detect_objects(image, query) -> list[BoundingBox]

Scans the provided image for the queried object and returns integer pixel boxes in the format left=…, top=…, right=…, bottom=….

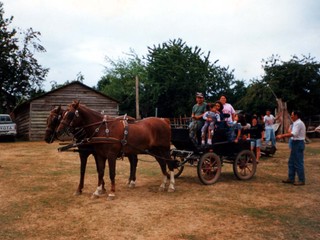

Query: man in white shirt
left=276, top=111, right=306, bottom=186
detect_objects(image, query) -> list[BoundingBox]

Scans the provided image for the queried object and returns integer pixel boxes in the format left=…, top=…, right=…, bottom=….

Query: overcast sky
left=2, top=0, right=320, bottom=91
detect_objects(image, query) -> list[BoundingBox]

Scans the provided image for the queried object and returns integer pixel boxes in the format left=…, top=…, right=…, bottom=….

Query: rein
left=61, top=109, right=130, bottom=149
left=76, top=117, right=124, bottom=130
left=58, top=135, right=172, bottom=162
left=78, top=117, right=129, bottom=145
left=59, top=107, right=173, bottom=162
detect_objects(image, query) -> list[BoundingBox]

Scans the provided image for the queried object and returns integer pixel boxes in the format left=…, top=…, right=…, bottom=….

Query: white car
left=0, top=114, right=17, bottom=141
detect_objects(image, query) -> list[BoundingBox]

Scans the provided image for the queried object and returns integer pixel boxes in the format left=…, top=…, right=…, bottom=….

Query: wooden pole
left=135, top=76, right=141, bottom=120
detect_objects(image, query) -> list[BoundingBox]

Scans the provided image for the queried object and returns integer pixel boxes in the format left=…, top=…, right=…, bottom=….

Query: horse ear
left=57, top=105, right=61, bottom=112
left=72, top=100, right=80, bottom=109
left=75, top=100, right=80, bottom=109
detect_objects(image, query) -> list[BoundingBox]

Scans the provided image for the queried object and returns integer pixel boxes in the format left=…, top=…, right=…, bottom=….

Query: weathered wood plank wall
left=13, top=82, right=119, bottom=141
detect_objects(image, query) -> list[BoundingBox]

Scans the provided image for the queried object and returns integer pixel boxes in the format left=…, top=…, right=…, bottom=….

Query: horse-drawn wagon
left=45, top=102, right=257, bottom=199
left=169, top=119, right=257, bottom=185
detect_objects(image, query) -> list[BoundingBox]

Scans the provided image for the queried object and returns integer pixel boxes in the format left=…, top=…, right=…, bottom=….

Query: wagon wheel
left=166, top=153, right=185, bottom=179
left=233, top=150, right=257, bottom=180
left=197, top=152, right=221, bottom=185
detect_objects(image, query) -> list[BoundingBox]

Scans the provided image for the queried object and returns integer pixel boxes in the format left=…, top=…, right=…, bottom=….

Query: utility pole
left=135, top=76, right=141, bottom=119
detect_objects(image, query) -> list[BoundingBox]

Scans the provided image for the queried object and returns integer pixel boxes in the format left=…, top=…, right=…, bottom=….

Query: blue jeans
left=189, top=121, right=203, bottom=145
left=288, top=140, right=305, bottom=182
left=265, top=128, right=276, bottom=147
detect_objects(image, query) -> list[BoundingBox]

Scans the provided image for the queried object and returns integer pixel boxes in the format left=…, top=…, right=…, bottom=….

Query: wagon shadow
left=166, top=166, right=250, bottom=187
left=176, top=174, right=202, bottom=185
left=219, top=172, right=242, bottom=182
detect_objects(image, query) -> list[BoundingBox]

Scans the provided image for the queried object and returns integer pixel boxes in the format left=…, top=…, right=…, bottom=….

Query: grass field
left=0, top=139, right=319, bottom=240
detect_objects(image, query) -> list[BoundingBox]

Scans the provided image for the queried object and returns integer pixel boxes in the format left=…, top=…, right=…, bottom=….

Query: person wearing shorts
left=248, top=116, right=264, bottom=162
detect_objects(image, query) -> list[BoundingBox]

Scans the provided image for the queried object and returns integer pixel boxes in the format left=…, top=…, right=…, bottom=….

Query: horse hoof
left=167, top=188, right=175, bottom=193
left=128, top=180, right=136, bottom=188
left=91, top=194, right=99, bottom=199
left=101, top=189, right=107, bottom=194
left=107, top=193, right=115, bottom=201
left=158, top=187, right=165, bottom=192
left=73, top=191, right=82, bottom=196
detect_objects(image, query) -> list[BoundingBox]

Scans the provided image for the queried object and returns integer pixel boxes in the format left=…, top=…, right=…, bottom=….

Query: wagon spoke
left=233, top=150, right=257, bottom=180
left=197, top=152, right=221, bottom=185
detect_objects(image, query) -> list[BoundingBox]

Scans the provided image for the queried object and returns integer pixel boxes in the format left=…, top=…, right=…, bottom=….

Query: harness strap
left=103, top=115, right=110, bottom=136
left=121, top=119, right=129, bottom=145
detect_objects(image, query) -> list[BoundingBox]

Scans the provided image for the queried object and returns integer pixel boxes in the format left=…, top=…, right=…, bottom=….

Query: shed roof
left=13, top=81, right=119, bottom=113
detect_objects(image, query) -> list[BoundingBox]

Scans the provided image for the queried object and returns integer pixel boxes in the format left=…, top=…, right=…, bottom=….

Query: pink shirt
left=222, top=103, right=235, bottom=122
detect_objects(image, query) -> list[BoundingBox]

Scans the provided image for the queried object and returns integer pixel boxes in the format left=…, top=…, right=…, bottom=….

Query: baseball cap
left=196, top=92, right=204, bottom=98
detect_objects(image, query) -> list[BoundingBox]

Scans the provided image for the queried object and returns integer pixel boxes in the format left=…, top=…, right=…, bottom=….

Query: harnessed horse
left=44, top=106, right=138, bottom=197
left=56, top=101, right=175, bottom=199
left=44, top=106, right=107, bottom=195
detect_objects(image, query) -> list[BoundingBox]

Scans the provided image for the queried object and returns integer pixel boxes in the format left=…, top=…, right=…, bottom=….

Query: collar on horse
left=58, top=115, right=173, bottom=162
left=58, top=115, right=129, bottom=152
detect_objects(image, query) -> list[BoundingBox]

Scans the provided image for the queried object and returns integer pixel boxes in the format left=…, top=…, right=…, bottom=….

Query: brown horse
left=56, top=101, right=174, bottom=199
left=44, top=106, right=139, bottom=197
left=44, top=106, right=106, bottom=195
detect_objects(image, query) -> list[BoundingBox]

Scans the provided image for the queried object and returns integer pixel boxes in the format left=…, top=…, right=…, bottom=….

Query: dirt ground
left=0, top=139, right=320, bottom=240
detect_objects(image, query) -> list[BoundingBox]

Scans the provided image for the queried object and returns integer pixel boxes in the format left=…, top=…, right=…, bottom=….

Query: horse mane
left=75, top=102, right=136, bottom=123
left=77, top=103, right=102, bottom=119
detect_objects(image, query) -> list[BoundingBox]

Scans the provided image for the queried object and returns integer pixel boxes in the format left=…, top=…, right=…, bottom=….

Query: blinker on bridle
left=60, top=108, right=79, bottom=127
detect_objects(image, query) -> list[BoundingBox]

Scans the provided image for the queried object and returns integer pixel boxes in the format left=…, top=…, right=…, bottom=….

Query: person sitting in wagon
left=189, top=92, right=207, bottom=145
left=201, top=102, right=222, bottom=145
left=213, top=100, right=225, bottom=129
left=226, top=113, right=242, bottom=143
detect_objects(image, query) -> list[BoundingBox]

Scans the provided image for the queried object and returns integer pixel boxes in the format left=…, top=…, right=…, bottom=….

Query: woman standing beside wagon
left=248, top=116, right=264, bottom=163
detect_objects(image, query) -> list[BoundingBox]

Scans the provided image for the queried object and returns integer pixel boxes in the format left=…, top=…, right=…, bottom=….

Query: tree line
left=1, top=2, right=320, bottom=119
left=97, top=42, right=320, bottom=119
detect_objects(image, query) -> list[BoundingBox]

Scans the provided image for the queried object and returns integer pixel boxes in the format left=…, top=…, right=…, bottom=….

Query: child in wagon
left=226, top=113, right=243, bottom=143
left=201, top=101, right=223, bottom=145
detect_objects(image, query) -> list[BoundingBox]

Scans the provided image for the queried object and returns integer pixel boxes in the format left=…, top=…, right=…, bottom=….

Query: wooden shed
left=12, top=81, right=119, bottom=141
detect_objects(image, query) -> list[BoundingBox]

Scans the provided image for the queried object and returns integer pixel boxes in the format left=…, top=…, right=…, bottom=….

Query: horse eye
left=66, top=111, right=75, bottom=120
left=53, top=117, right=58, bottom=125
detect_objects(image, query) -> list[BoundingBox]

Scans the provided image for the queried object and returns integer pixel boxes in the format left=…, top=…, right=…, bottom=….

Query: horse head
left=44, top=105, right=64, bottom=143
left=55, top=100, right=82, bottom=137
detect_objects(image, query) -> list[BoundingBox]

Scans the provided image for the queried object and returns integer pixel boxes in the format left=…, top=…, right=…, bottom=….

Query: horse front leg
left=128, top=154, right=138, bottom=188
left=93, top=152, right=106, bottom=193
left=74, top=150, right=89, bottom=195
left=107, top=155, right=117, bottom=200
left=92, top=156, right=107, bottom=198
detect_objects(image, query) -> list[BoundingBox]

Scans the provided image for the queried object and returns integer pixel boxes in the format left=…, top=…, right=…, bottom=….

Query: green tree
left=97, top=50, right=147, bottom=117
left=0, top=2, right=48, bottom=113
left=262, top=54, right=320, bottom=116
left=238, top=54, right=320, bottom=117
left=236, top=79, right=275, bottom=116
left=144, top=38, right=237, bottom=117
